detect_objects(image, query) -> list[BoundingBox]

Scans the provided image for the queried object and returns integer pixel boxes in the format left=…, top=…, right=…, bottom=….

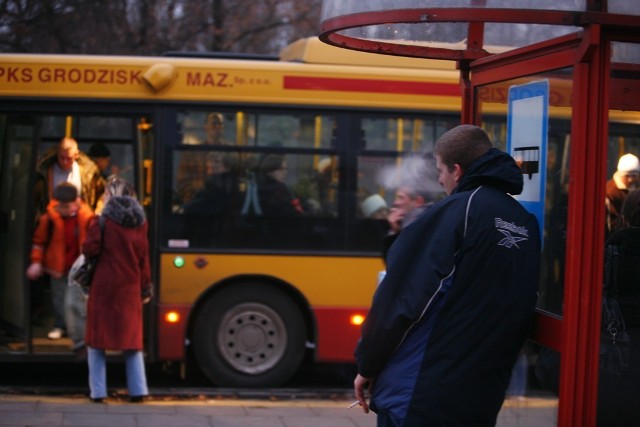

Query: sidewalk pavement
left=0, top=393, right=558, bottom=427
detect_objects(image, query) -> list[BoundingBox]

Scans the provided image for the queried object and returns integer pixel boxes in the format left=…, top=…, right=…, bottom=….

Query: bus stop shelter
left=319, top=2, right=640, bottom=426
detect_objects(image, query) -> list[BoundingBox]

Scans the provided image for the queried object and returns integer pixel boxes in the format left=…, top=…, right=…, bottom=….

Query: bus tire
left=192, top=283, right=307, bottom=387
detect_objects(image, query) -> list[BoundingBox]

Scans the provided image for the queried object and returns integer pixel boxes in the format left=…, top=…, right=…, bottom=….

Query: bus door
left=0, top=114, right=38, bottom=353
left=0, top=111, right=154, bottom=358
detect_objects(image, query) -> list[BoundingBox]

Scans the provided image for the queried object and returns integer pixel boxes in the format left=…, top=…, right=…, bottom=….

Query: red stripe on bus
left=157, top=304, right=191, bottom=360
left=284, top=76, right=459, bottom=96
left=314, top=307, right=369, bottom=362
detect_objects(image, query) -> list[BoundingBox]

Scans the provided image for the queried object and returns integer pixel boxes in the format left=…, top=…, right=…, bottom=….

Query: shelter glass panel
left=596, top=39, right=640, bottom=426
left=476, top=68, right=574, bottom=317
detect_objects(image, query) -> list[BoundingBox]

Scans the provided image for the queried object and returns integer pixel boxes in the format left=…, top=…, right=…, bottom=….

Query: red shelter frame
left=320, top=4, right=640, bottom=426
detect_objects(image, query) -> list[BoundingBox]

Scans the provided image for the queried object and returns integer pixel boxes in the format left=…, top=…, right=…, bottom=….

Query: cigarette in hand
left=348, top=400, right=361, bottom=409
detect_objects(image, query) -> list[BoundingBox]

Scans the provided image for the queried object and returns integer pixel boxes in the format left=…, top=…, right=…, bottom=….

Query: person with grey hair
left=381, top=153, right=442, bottom=260
left=353, top=125, right=541, bottom=426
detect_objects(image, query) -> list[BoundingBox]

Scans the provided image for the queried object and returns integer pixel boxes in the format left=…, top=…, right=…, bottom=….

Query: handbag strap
left=93, top=215, right=106, bottom=256
left=603, top=244, right=619, bottom=297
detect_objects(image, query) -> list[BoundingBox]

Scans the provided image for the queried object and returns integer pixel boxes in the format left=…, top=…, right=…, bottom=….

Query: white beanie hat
left=617, top=154, right=640, bottom=174
left=361, top=194, right=388, bottom=218
left=317, top=157, right=332, bottom=173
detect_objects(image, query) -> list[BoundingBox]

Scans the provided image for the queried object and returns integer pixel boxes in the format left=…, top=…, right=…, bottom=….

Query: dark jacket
left=355, top=148, right=541, bottom=426
left=83, top=195, right=152, bottom=351
left=605, top=178, right=628, bottom=238
left=597, top=227, right=640, bottom=426
left=605, top=227, right=640, bottom=327
left=257, top=174, right=301, bottom=216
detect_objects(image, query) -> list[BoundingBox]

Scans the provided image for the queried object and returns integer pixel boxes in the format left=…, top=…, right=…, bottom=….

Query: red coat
left=83, top=196, right=151, bottom=351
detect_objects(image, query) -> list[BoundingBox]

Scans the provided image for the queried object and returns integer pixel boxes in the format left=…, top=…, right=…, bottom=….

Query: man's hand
left=353, top=373, right=373, bottom=414
left=387, top=207, right=405, bottom=233
left=26, top=263, right=43, bottom=280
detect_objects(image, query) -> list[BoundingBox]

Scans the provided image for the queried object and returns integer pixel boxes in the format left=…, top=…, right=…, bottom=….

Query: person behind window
left=181, top=152, right=240, bottom=246
left=257, top=154, right=303, bottom=216
left=597, top=188, right=640, bottom=426
left=87, top=143, right=114, bottom=214
left=606, top=153, right=640, bottom=238
left=176, top=112, right=233, bottom=203
left=88, top=143, right=112, bottom=180
left=183, top=152, right=239, bottom=216
left=361, top=194, right=389, bottom=219
left=312, top=157, right=338, bottom=216
left=203, top=112, right=226, bottom=145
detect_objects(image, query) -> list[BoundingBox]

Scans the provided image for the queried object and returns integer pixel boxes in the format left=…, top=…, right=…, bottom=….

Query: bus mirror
left=143, top=63, right=176, bottom=92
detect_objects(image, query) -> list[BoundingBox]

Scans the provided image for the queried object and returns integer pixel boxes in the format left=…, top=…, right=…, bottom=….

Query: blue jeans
left=507, top=352, right=528, bottom=397
left=87, top=347, right=149, bottom=399
left=50, top=276, right=68, bottom=330
left=64, top=284, right=86, bottom=349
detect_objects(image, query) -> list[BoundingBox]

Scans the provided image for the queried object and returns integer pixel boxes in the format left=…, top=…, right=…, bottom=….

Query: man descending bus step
left=26, top=183, right=94, bottom=344
left=82, top=178, right=152, bottom=403
left=353, top=125, right=541, bottom=426
left=34, top=137, right=105, bottom=219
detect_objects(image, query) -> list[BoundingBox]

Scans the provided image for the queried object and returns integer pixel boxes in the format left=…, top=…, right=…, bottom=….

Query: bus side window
left=178, top=111, right=234, bottom=146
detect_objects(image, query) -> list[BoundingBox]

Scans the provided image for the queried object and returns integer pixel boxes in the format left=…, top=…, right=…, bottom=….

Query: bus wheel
left=193, top=284, right=306, bottom=387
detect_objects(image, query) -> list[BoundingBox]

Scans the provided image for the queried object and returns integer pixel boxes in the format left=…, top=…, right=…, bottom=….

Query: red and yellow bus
left=0, top=37, right=462, bottom=386
left=3, top=37, right=640, bottom=389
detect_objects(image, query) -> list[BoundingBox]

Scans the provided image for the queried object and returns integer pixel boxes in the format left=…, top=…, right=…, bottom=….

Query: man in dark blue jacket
left=353, top=125, right=541, bottom=426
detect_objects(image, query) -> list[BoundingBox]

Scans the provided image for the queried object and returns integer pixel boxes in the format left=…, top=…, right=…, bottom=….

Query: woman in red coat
left=83, top=178, right=152, bottom=403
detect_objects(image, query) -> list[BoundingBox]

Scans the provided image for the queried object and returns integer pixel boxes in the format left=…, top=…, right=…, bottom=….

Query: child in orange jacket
left=26, top=183, right=95, bottom=342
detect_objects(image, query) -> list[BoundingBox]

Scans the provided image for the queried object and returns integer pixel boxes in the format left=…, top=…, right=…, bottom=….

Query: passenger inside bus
left=256, top=154, right=303, bottom=217
left=183, top=152, right=239, bottom=215
left=182, top=112, right=227, bottom=146
left=315, top=157, right=338, bottom=217
left=605, top=153, right=640, bottom=239
left=360, top=194, right=388, bottom=219
left=180, top=152, right=241, bottom=245
left=176, top=112, right=233, bottom=203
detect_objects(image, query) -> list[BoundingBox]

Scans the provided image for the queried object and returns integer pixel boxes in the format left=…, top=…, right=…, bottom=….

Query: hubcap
left=217, top=303, right=287, bottom=374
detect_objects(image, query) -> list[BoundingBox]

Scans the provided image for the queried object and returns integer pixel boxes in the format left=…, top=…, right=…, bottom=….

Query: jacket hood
left=101, top=195, right=146, bottom=228
left=453, top=148, right=523, bottom=195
